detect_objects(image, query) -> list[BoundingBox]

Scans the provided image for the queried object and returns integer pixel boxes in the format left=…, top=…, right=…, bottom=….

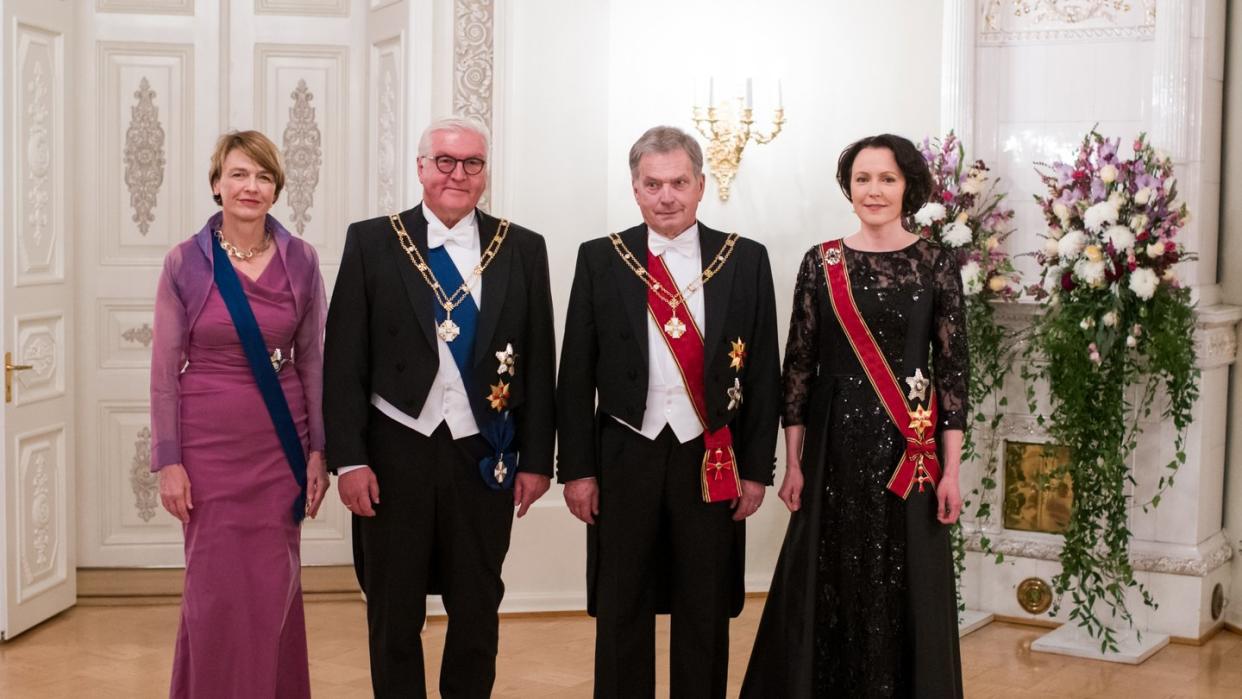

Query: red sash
left=645, top=254, right=743, bottom=503
left=820, top=239, right=941, bottom=498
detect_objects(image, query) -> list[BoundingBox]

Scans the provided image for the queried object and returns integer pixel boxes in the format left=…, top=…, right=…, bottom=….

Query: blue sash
left=211, top=238, right=308, bottom=523
left=426, top=245, right=517, bottom=490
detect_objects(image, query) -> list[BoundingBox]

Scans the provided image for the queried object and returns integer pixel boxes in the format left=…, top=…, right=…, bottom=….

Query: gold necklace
left=216, top=229, right=271, bottom=261
left=389, top=213, right=511, bottom=342
left=609, top=231, right=738, bottom=339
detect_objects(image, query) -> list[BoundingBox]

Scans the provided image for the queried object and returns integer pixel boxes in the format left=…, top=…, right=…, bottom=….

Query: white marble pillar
left=939, top=0, right=976, bottom=147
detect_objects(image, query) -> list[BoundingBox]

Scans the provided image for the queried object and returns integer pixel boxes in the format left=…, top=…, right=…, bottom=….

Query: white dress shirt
left=339, top=205, right=481, bottom=475
left=613, top=224, right=706, bottom=444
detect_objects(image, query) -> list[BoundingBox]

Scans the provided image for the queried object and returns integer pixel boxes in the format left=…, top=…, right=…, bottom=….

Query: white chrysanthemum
left=1104, top=224, right=1134, bottom=251
left=1083, top=201, right=1119, bottom=232
left=1134, top=187, right=1153, bottom=206
left=1042, top=272, right=1060, bottom=296
left=1073, top=258, right=1106, bottom=287
left=942, top=221, right=973, bottom=248
left=960, top=260, right=983, bottom=296
left=961, top=176, right=985, bottom=195
left=914, top=203, right=947, bottom=226
left=1058, top=229, right=1087, bottom=259
left=1043, top=238, right=1060, bottom=257
left=1129, top=267, right=1159, bottom=300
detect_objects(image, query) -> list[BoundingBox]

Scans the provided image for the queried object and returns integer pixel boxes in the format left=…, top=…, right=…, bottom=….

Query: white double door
left=3, top=0, right=427, bottom=638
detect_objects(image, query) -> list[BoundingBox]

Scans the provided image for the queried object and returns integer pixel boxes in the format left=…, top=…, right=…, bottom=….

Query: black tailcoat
left=556, top=222, right=781, bottom=617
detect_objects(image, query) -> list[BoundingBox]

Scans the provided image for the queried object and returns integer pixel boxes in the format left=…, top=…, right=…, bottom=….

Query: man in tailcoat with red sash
left=556, top=125, right=781, bottom=698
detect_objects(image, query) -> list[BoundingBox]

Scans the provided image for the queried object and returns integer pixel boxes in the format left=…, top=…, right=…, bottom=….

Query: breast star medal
left=269, top=348, right=287, bottom=373
left=905, top=368, right=930, bottom=403
left=488, top=380, right=510, bottom=411
left=495, top=343, right=516, bottom=376
left=824, top=245, right=842, bottom=266
left=727, top=378, right=744, bottom=410
left=728, top=338, right=747, bottom=371
left=908, top=404, right=934, bottom=434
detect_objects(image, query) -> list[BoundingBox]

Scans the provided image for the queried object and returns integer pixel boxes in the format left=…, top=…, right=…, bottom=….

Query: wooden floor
left=1, top=600, right=1240, bottom=697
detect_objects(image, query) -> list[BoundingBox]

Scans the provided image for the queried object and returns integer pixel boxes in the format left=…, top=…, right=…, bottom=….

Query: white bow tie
left=427, top=225, right=475, bottom=249
left=648, top=232, right=697, bottom=258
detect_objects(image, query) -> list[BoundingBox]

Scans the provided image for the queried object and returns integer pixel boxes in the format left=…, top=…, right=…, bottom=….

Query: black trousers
left=593, top=421, right=736, bottom=699
left=353, top=409, right=514, bottom=699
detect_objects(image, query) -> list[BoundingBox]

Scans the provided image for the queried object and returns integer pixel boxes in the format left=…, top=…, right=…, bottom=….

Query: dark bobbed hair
left=835, top=134, right=933, bottom=224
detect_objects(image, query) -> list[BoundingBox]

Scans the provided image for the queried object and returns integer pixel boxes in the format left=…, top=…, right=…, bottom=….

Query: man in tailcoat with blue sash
left=323, top=117, right=556, bottom=698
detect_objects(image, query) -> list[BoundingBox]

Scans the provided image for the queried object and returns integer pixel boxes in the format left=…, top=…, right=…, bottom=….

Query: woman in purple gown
left=150, top=130, right=330, bottom=698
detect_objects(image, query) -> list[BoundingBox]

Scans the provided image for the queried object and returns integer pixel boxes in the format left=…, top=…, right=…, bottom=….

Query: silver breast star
left=727, top=378, right=744, bottom=410
left=905, top=368, right=930, bottom=403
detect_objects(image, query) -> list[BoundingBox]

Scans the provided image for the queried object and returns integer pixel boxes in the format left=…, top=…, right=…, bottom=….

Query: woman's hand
left=159, top=464, right=193, bottom=523
left=305, top=451, right=330, bottom=519
left=778, top=463, right=805, bottom=512
left=936, top=472, right=963, bottom=524
left=778, top=425, right=806, bottom=512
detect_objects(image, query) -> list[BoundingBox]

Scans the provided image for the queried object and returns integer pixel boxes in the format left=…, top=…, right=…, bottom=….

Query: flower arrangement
left=1026, top=129, right=1199, bottom=652
left=914, top=131, right=1021, bottom=616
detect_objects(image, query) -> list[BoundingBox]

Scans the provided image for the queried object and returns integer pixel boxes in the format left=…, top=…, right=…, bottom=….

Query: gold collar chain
left=215, top=229, right=272, bottom=261
left=389, top=212, right=511, bottom=342
left=609, top=231, right=738, bottom=338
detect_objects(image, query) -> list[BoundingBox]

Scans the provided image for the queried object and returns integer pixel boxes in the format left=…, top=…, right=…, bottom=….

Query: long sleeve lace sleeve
left=781, top=247, right=821, bottom=427
left=931, top=246, right=970, bottom=431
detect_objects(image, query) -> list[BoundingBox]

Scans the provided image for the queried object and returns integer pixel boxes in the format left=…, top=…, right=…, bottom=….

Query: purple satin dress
left=170, top=253, right=311, bottom=698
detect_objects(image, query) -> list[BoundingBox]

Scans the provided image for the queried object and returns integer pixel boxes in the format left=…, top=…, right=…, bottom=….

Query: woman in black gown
left=742, top=134, right=968, bottom=698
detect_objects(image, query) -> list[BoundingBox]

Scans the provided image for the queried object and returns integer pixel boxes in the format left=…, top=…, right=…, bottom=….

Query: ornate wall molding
left=979, top=0, right=1156, bottom=44
left=14, top=313, right=65, bottom=406
left=282, top=79, right=323, bottom=235
left=97, top=0, right=194, bottom=14
left=123, top=77, right=166, bottom=236
left=371, top=35, right=403, bottom=216
left=16, top=25, right=62, bottom=285
left=255, top=0, right=349, bottom=17
left=454, top=0, right=494, bottom=210
left=130, top=427, right=158, bottom=522
left=17, top=426, right=66, bottom=600
left=969, top=529, right=1235, bottom=577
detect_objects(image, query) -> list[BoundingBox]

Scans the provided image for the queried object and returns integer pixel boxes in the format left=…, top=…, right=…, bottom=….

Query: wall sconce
left=691, top=78, right=785, bottom=201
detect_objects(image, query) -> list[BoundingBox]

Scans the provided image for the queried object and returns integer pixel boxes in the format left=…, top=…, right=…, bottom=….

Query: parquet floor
left=1, top=599, right=1239, bottom=697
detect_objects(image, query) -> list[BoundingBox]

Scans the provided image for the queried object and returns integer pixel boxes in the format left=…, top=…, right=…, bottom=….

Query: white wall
left=493, top=0, right=944, bottom=606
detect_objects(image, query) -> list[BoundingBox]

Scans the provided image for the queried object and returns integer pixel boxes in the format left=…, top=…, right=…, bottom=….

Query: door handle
left=5, top=351, right=34, bottom=403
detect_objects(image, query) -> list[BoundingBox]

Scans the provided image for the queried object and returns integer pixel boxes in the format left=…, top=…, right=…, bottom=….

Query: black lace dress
left=742, top=239, right=968, bottom=698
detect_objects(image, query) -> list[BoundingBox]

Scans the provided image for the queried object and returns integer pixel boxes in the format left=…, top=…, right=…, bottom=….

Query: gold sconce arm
left=691, top=94, right=786, bottom=201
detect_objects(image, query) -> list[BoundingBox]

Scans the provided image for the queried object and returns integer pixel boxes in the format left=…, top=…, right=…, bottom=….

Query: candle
left=777, top=79, right=783, bottom=108
left=708, top=77, right=714, bottom=107
left=745, top=78, right=753, bottom=109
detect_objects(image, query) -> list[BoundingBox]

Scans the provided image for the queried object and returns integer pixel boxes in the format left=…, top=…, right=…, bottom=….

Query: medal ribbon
left=645, top=253, right=743, bottom=503
left=819, top=239, right=941, bottom=498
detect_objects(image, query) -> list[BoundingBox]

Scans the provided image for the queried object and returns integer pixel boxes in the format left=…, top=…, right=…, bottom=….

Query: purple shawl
left=149, top=212, right=327, bottom=471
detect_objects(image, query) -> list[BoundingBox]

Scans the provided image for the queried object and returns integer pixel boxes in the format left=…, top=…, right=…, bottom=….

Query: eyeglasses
left=422, top=155, right=486, bottom=176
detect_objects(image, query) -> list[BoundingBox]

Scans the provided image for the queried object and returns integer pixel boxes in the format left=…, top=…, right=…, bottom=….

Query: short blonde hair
left=208, top=130, right=286, bottom=205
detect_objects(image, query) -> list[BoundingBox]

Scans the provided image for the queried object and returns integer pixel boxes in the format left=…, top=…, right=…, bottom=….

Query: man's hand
left=159, top=463, right=193, bottom=523
left=305, top=451, right=331, bottom=519
left=731, top=479, right=766, bottom=521
left=513, top=472, right=551, bottom=518
left=338, top=467, right=380, bottom=517
left=563, top=477, right=600, bottom=525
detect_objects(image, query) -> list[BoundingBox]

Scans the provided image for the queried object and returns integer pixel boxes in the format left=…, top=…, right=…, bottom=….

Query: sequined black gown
left=742, top=240, right=968, bottom=698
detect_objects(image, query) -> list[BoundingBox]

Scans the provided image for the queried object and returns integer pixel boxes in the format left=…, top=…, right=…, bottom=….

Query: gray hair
left=628, top=126, right=704, bottom=179
left=417, top=116, right=492, bottom=159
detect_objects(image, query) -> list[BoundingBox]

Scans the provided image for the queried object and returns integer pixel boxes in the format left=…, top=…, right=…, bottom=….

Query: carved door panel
left=1, top=0, right=77, bottom=640
left=75, top=1, right=377, bottom=569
